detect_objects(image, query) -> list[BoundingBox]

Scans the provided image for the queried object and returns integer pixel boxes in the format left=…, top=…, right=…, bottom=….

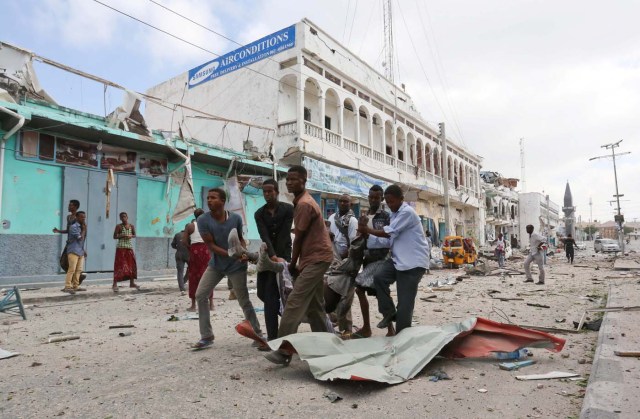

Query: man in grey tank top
left=191, top=188, right=263, bottom=349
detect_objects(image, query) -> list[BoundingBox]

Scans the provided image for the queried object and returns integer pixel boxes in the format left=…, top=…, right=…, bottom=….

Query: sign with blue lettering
left=302, top=156, right=392, bottom=198
left=188, top=25, right=296, bottom=89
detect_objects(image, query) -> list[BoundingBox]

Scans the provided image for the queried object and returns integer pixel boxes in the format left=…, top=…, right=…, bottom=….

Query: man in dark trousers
left=358, top=184, right=429, bottom=334
left=254, top=179, right=293, bottom=342
left=264, top=165, right=333, bottom=365
left=171, top=229, right=190, bottom=295
left=564, top=234, right=576, bottom=264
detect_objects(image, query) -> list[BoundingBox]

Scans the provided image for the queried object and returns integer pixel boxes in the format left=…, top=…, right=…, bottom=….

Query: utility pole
left=589, top=140, right=631, bottom=253
left=382, top=0, right=395, bottom=83
left=589, top=196, right=593, bottom=240
left=440, top=122, right=452, bottom=236
left=520, top=138, right=526, bottom=192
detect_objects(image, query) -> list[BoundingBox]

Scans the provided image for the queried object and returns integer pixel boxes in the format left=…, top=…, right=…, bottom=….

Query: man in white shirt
left=328, top=194, right=358, bottom=258
left=524, top=224, right=547, bottom=284
left=325, top=194, right=359, bottom=333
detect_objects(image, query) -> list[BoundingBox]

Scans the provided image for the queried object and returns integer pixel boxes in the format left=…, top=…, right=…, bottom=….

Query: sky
left=1, top=0, right=638, bottom=224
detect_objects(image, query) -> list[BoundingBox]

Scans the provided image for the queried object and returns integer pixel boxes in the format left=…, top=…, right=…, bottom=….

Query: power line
left=414, top=0, right=466, bottom=147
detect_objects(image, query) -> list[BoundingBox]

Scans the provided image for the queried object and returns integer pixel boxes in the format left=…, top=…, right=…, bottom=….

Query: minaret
left=562, top=182, right=576, bottom=237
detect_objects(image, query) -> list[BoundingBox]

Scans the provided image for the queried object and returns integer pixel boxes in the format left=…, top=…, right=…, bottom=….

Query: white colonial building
left=145, top=19, right=484, bottom=243
left=518, top=192, right=560, bottom=246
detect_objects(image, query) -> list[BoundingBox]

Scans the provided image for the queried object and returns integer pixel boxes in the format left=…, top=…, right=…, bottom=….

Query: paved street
left=1, top=241, right=639, bottom=418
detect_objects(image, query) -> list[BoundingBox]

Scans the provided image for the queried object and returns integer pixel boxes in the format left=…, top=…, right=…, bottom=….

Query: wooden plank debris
left=515, top=371, right=580, bottom=381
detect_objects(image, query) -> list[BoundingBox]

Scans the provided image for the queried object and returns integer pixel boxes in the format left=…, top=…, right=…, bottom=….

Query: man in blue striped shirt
left=358, top=184, right=429, bottom=333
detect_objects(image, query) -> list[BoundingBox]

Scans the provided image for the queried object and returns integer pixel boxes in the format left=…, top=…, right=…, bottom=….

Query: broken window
left=19, top=131, right=38, bottom=158
left=39, top=134, right=55, bottom=160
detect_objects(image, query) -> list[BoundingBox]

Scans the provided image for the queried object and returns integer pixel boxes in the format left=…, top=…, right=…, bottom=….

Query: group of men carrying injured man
left=190, top=164, right=430, bottom=367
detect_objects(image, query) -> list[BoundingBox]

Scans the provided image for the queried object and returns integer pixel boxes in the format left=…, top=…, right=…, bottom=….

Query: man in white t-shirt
left=524, top=224, right=547, bottom=284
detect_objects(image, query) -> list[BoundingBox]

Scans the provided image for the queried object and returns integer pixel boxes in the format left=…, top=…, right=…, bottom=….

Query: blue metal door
left=61, top=168, right=89, bottom=273
left=64, top=168, right=138, bottom=272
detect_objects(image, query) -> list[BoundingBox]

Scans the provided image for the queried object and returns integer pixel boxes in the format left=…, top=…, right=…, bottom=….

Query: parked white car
left=479, top=244, right=513, bottom=260
left=594, top=239, right=620, bottom=253
left=575, top=241, right=587, bottom=250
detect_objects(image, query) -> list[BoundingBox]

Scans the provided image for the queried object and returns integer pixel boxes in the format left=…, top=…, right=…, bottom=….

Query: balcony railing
left=278, top=120, right=297, bottom=136
left=360, top=145, right=372, bottom=158
left=343, top=137, right=359, bottom=153
left=325, top=129, right=341, bottom=146
left=304, top=121, right=323, bottom=139
left=385, top=155, right=395, bottom=167
left=291, top=121, right=478, bottom=201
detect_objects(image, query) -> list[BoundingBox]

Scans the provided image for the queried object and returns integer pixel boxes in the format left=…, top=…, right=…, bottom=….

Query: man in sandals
left=191, top=188, right=264, bottom=349
left=264, top=166, right=333, bottom=365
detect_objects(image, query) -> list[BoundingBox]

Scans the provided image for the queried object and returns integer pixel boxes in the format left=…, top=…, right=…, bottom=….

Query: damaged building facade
left=145, top=19, right=484, bottom=245
left=480, top=171, right=520, bottom=246
left=0, top=42, right=280, bottom=279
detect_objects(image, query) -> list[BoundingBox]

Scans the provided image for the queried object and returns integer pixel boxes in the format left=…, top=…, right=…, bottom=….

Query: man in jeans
left=62, top=211, right=87, bottom=294
left=191, top=188, right=263, bottom=349
left=358, top=184, right=429, bottom=334
left=264, top=165, right=334, bottom=365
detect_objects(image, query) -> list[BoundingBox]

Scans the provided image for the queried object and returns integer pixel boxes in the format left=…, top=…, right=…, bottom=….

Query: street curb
left=21, top=287, right=171, bottom=305
left=580, top=283, right=622, bottom=419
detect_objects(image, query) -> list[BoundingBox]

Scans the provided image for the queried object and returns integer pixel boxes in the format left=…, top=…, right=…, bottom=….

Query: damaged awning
left=264, top=317, right=565, bottom=385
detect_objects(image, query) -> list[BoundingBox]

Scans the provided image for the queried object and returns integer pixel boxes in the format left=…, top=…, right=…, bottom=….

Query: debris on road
left=526, top=303, right=550, bottom=309
left=427, top=369, right=451, bottom=382
left=515, top=371, right=580, bottom=381
left=613, top=351, right=640, bottom=357
left=108, top=325, right=135, bottom=329
left=46, top=335, right=80, bottom=344
left=499, top=360, right=536, bottom=371
left=323, top=390, right=343, bottom=403
left=0, top=348, right=20, bottom=359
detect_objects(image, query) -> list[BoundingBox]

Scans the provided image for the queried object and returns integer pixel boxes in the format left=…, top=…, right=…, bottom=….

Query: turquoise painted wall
left=244, top=193, right=266, bottom=242
left=1, top=135, right=63, bottom=235
left=1, top=133, right=267, bottom=241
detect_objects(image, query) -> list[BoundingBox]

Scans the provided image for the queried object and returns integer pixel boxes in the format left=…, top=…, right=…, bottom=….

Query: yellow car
left=442, top=236, right=478, bottom=268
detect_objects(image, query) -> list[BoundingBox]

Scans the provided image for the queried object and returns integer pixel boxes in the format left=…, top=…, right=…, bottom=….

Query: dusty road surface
left=1, top=243, right=638, bottom=418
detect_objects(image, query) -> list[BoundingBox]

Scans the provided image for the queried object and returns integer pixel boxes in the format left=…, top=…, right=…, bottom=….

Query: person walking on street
left=54, top=199, right=86, bottom=285
left=184, top=209, right=212, bottom=311
left=254, top=179, right=294, bottom=342
left=112, top=212, right=140, bottom=292
left=425, top=230, right=432, bottom=274
left=191, top=188, right=264, bottom=350
left=62, top=211, right=87, bottom=294
left=564, top=234, right=576, bottom=264
left=353, top=184, right=394, bottom=338
left=171, top=229, right=190, bottom=295
left=495, top=233, right=506, bottom=268
left=264, top=166, right=333, bottom=365
left=357, top=184, right=429, bottom=334
left=524, top=224, right=547, bottom=284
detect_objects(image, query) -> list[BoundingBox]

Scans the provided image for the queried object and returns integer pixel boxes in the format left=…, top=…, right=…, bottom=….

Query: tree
left=623, top=226, right=634, bottom=235
left=584, top=225, right=599, bottom=235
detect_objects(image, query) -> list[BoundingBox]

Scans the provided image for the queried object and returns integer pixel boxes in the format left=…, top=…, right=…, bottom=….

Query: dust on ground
left=1, top=243, right=639, bottom=418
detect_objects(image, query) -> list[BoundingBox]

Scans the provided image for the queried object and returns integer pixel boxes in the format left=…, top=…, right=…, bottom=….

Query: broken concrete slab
left=613, top=259, right=640, bottom=271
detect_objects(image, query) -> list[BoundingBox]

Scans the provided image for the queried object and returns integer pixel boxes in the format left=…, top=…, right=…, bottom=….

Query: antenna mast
left=383, top=0, right=394, bottom=83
